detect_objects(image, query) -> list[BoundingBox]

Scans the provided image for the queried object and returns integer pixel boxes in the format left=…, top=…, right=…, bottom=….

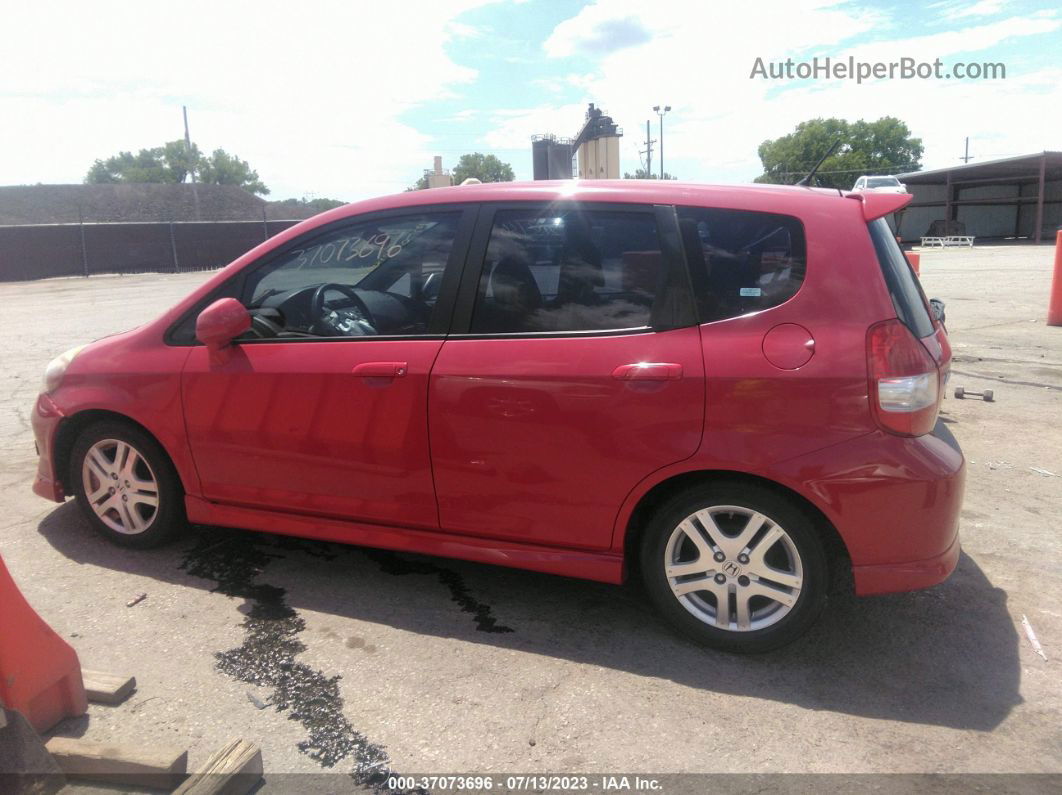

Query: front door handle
left=352, top=361, right=408, bottom=377
left=611, top=362, right=683, bottom=381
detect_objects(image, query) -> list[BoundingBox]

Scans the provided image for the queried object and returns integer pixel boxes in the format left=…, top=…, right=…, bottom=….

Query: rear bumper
left=852, top=531, right=960, bottom=596
left=774, top=419, right=965, bottom=596
left=31, top=393, right=65, bottom=503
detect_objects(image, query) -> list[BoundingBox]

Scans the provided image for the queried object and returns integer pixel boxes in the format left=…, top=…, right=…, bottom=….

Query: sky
left=1, top=0, right=1060, bottom=201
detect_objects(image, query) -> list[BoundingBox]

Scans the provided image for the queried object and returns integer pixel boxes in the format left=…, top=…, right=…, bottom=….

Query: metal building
left=573, top=104, right=623, bottom=179
left=531, top=135, right=575, bottom=180
left=424, top=156, right=453, bottom=189
left=531, top=103, right=623, bottom=180
left=896, top=151, right=1062, bottom=243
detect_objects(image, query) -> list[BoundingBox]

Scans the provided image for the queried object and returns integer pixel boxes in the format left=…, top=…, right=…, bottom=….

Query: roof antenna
left=795, top=138, right=842, bottom=186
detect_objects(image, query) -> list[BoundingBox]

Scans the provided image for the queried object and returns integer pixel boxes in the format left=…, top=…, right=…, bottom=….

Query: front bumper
left=31, top=393, right=65, bottom=502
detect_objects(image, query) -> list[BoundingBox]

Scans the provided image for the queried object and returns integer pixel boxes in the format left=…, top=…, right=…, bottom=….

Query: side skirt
left=184, top=496, right=626, bottom=584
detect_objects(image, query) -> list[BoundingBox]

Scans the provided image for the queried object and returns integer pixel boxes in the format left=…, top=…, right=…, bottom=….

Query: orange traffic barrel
left=1049, top=230, right=1062, bottom=327
left=0, top=554, right=87, bottom=732
left=907, top=252, right=921, bottom=276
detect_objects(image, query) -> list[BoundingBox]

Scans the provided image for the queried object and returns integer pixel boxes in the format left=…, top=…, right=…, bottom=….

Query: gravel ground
left=0, top=244, right=1059, bottom=789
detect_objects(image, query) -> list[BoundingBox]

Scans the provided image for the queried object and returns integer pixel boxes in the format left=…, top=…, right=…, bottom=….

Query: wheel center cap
left=722, top=560, right=742, bottom=577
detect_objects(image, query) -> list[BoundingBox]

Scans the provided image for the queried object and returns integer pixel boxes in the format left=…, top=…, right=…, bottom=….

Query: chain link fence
left=0, top=184, right=319, bottom=281
left=0, top=220, right=300, bottom=282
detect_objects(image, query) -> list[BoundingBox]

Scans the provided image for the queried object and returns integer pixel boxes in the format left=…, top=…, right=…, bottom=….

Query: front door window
left=241, top=212, right=461, bottom=338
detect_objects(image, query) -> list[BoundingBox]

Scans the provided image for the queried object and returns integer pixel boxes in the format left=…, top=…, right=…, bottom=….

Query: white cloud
left=0, top=0, right=498, bottom=200
left=545, top=14, right=651, bottom=57
left=447, top=21, right=488, bottom=39
left=484, top=102, right=589, bottom=151
left=944, top=0, right=1010, bottom=19
left=523, top=0, right=1062, bottom=182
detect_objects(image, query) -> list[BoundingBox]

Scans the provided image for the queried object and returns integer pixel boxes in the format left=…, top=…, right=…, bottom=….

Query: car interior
left=241, top=217, right=457, bottom=338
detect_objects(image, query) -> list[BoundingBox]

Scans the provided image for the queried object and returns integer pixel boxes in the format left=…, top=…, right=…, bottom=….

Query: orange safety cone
left=0, top=554, right=87, bottom=732
left=907, top=252, right=920, bottom=276
left=1049, top=230, right=1062, bottom=327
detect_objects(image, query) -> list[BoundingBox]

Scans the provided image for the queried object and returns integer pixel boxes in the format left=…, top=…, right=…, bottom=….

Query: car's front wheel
left=640, top=482, right=828, bottom=653
left=69, top=421, right=184, bottom=548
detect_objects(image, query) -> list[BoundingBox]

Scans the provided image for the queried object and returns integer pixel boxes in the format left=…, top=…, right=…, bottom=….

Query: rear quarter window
left=676, top=207, right=806, bottom=323
left=867, top=217, right=935, bottom=338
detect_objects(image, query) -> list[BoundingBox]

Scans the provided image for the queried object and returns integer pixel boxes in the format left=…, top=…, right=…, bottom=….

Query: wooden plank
left=81, top=668, right=136, bottom=705
left=44, top=736, right=187, bottom=789
left=173, top=739, right=263, bottom=795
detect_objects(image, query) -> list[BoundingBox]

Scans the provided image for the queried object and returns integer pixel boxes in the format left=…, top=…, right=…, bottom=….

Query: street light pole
left=652, top=105, right=671, bottom=179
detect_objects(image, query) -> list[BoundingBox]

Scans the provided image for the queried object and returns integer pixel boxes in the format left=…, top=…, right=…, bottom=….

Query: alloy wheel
left=81, top=438, right=160, bottom=535
left=663, top=505, right=803, bottom=632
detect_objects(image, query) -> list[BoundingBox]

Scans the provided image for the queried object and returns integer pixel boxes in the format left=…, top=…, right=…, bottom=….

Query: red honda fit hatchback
left=31, top=181, right=964, bottom=652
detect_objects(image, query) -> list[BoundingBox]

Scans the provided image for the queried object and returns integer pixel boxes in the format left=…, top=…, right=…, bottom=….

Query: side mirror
left=929, top=298, right=946, bottom=327
left=196, top=298, right=250, bottom=351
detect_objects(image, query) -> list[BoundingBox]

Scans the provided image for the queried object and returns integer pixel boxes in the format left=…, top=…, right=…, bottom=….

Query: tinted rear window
left=868, top=218, right=934, bottom=338
left=676, top=207, right=806, bottom=323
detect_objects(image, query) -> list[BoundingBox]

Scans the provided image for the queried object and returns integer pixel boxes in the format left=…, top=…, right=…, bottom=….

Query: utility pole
left=960, top=137, right=973, bottom=163
left=653, top=105, right=671, bottom=179
left=183, top=105, right=201, bottom=221
left=640, top=120, right=655, bottom=179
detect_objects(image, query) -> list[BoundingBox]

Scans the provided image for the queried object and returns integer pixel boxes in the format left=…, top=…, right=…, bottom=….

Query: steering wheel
left=310, top=283, right=376, bottom=334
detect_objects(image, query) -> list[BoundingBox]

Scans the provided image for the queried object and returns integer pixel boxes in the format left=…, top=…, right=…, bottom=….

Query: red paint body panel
left=184, top=495, right=624, bottom=584
left=429, top=328, right=705, bottom=549
left=32, top=330, right=197, bottom=501
left=849, top=189, right=914, bottom=221
left=30, top=181, right=964, bottom=601
left=690, top=195, right=884, bottom=466
left=31, top=393, right=65, bottom=501
left=853, top=533, right=961, bottom=596
left=181, top=340, right=443, bottom=528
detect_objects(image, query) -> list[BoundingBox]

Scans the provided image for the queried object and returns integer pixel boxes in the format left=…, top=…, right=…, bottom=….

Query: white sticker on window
left=740, top=287, right=762, bottom=297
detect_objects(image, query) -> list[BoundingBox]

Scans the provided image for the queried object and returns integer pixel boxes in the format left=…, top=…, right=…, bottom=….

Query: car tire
left=69, top=421, right=185, bottom=548
left=639, top=482, right=828, bottom=653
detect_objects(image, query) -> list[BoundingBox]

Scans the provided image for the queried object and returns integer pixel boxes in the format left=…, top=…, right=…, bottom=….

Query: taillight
left=866, top=319, right=941, bottom=436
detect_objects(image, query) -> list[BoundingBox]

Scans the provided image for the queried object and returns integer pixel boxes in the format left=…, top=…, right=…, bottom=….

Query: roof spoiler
left=847, top=190, right=913, bottom=221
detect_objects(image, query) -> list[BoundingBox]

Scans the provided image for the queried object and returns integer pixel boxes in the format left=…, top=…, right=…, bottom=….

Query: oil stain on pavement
left=179, top=527, right=513, bottom=791
left=363, top=549, right=514, bottom=634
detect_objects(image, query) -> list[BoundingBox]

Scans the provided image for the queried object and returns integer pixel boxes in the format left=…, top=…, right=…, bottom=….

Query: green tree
left=161, top=140, right=202, bottom=185
left=624, top=168, right=677, bottom=180
left=754, top=117, right=923, bottom=189
left=198, top=149, right=269, bottom=195
left=86, top=147, right=175, bottom=184
left=85, top=139, right=269, bottom=195
left=267, top=196, right=346, bottom=217
left=453, top=152, right=514, bottom=184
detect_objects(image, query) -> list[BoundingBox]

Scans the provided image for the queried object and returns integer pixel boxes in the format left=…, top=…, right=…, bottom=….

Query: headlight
left=42, top=345, right=87, bottom=393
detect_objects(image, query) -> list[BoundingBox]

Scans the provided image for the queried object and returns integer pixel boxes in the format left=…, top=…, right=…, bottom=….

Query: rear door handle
left=352, top=361, right=408, bottom=377
left=611, top=362, right=683, bottom=381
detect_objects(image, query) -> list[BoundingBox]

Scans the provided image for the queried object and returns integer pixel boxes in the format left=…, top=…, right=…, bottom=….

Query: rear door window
left=469, top=207, right=676, bottom=334
left=676, top=207, right=807, bottom=323
left=867, top=217, right=935, bottom=338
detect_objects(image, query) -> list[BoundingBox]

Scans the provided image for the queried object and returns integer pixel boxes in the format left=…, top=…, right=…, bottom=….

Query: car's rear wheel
left=640, top=482, right=828, bottom=653
left=69, top=421, right=184, bottom=548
